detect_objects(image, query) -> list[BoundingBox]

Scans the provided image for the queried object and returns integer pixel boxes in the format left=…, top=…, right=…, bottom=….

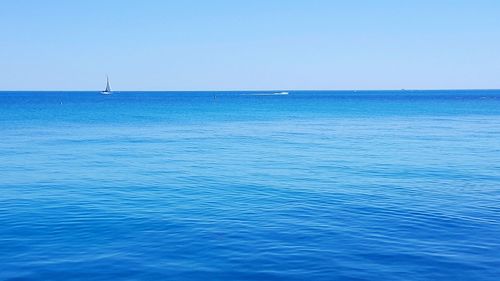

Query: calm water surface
left=0, top=91, right=499, bottom=280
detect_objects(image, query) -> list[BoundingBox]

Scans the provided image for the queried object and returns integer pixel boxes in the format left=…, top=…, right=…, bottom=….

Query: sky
left=1, top=0, right=499, bottom=91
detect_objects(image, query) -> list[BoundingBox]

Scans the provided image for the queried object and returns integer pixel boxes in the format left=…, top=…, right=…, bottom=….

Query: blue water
left=1, top=90, right=499, bottom=280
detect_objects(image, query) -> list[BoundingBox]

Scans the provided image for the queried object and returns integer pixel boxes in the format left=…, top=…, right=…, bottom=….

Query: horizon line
left=0, top=88, right=499, bottom=93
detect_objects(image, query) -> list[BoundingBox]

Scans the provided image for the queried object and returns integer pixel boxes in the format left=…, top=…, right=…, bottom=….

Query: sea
left=0, top=90, right=499, bottom=281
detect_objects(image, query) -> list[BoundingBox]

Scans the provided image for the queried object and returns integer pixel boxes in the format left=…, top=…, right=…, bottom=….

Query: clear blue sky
left=1, top=0, right=499, bottom=90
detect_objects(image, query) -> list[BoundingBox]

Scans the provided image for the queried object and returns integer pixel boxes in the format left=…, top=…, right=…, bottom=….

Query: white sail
left=105, top=76, right=111, bottom=92
left=101, top=76, right=112, bottom=94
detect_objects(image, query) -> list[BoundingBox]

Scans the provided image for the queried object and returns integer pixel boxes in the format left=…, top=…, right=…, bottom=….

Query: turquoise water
left=1, top=91, right=499, bottom=280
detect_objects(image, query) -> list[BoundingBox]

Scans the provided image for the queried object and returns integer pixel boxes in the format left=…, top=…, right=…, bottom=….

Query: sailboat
left=101, top=76, right=112, bottom=95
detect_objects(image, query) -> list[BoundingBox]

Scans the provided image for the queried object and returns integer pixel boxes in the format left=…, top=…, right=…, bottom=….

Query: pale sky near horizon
left=1, top=0, right=499, bottom=91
